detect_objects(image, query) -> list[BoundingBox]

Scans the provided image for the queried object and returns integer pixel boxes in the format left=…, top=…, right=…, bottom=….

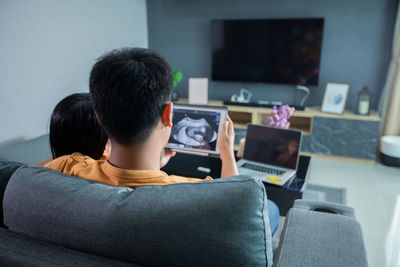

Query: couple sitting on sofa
left=44, top=47, right=279, bottom=233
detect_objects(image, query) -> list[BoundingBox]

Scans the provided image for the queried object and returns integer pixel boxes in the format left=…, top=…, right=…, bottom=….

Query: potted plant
left=172, top=68, right=183, bottom=101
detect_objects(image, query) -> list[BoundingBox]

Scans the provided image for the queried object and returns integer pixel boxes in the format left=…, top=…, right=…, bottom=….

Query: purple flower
left=265, top=105, right=295, bottom=129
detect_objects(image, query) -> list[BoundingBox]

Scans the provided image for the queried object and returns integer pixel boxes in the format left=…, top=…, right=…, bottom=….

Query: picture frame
left=321, top=82, right=350, bottom=114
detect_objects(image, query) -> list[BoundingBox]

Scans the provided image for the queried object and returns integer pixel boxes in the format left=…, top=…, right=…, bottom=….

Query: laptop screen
left=243, top=124, right=302, bottom=170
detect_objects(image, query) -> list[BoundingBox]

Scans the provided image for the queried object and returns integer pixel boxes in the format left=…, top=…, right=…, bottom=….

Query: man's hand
left=160, top=149, right=176, bottom=168
left=217, top=116, right=239, bottom=178
left=218, top=116, right=235, bottom=161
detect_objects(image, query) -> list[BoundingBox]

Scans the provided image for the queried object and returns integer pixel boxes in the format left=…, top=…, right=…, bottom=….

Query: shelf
left=289, top=116, right=313, bottom=135
left=233, top=123, right=247, bottom=129
left=254, top=111, right=313, bottom=135
left=228, top=111, right=252, bottom=126
left=304, top=107, right=380, bottom=121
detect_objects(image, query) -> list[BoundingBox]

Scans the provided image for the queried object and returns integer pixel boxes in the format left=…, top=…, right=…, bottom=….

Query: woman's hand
left=160, top=149, right=176, bottom=168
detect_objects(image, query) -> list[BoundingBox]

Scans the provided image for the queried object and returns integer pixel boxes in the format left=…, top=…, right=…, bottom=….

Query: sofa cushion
left=3, top=165, right=273, bottom=267
left=0, top=159, right=24, bottom=227
left=0, top=227, right=139, bottom=267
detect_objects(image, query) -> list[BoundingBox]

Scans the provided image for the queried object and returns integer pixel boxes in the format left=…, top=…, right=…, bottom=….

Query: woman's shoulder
left=44, top=152, right=96, bottom=170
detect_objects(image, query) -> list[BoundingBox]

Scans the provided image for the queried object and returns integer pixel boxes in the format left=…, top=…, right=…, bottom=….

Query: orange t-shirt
left=45, top=153, right=213, bottom=187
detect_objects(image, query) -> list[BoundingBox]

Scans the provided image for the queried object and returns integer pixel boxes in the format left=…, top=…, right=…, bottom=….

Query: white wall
left=0, top=0, right=148, bottom=144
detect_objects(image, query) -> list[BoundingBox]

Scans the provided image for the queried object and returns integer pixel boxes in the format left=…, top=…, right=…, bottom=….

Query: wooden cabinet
left=175, top=99, right=381, bottom=160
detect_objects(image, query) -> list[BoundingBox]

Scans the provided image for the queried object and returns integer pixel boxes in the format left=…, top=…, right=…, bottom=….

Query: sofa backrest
left=0, top=159, right=24, bottom=227
left=3, top=164, right=273, bottom=267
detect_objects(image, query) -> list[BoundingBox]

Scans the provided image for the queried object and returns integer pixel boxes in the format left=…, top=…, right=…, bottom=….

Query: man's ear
left=161, top=102, right=173, bottom=127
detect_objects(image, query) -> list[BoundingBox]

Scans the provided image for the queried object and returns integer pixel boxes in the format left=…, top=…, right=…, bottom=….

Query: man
left=45, top=47, right=279, bottom=234
left=45, top=48, right=238, bottom=186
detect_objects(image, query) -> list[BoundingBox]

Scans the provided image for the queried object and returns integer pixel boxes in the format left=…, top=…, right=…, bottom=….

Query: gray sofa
left=0, top=158, right=368, bottom=266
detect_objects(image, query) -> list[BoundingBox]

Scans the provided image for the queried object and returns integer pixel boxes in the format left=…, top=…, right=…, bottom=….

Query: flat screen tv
left=211, top=18, right=324, bottom=85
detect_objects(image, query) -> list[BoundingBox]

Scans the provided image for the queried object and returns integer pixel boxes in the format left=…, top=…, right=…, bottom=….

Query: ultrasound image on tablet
left=168, top=108, right=221, bottom=151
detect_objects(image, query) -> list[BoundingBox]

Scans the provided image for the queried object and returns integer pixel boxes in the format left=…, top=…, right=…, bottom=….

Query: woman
left=37, top=93, right=109, bottom=166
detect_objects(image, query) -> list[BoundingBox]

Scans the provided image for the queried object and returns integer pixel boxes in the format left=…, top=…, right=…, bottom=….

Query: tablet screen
left=168, top=108, right=221, bottom=152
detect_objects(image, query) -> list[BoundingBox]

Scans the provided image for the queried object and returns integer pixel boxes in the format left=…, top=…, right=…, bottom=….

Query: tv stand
left=175, top=98, right=381, bottom=160
left=223, top=101, right=305, bottom=111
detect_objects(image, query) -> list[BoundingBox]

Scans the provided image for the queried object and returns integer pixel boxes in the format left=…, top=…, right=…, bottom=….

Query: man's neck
left=108, top=137, right=163, bottom=171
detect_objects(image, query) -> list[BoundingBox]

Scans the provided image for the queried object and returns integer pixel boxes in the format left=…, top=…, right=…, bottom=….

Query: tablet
left=166, top=104, right=228, bottom=157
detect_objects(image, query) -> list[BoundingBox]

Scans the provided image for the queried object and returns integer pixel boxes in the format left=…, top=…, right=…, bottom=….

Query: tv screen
left=211, top=18, right=324, bottom=85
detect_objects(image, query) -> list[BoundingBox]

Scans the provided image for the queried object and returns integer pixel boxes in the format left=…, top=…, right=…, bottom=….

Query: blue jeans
left=267, top=200, right=280, bottom=236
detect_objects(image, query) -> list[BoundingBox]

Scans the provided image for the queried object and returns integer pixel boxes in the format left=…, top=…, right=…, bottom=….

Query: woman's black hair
left=49, top=93, right=108, bottom=159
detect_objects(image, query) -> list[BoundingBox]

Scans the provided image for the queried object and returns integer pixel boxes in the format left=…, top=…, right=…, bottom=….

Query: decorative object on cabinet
left=356, top=86, right=372, bottom=115
left=321, top=83, right=350, bottom=114
left=265, top=105, right=295, bottom=129
left=294, top=85, right=311, bottom=107
left=230, top=88, right=252, bottom=103
left=171, top=68, right=183, bottom=101
left=188, top=78, right=208, bottom=105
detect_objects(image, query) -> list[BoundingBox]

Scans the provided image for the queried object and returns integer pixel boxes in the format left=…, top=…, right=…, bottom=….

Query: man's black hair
left=89, top=48, right=173, bottom=145
left=50, top=93, right=108, bottom=159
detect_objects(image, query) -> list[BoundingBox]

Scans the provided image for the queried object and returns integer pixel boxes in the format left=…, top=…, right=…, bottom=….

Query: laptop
left=237, top=124, right=303, bottom=186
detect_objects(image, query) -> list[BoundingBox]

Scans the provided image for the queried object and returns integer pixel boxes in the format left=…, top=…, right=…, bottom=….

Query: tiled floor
left=307, top=156, right=400, bottom=267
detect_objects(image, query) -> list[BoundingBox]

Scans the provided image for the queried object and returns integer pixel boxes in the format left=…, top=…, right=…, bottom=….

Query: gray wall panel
left=147, top=0, right=397, bottom=111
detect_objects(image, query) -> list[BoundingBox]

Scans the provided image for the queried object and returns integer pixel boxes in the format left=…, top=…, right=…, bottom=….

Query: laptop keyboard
left=241, top=163, right=285, bottom=175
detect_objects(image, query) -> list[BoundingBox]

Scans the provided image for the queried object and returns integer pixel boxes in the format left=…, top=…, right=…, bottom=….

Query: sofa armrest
left=274, top=203, right=368, bottom=267
left=293, top=199, right=355, bottom=217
